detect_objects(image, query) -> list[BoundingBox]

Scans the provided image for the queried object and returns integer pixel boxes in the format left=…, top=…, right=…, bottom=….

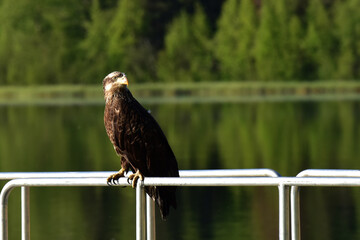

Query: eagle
left=102, top=71, right=179, bottom=220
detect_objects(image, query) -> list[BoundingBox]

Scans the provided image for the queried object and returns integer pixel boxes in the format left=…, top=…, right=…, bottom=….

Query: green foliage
left=214, top=0, right=257, bottom=80
left=106, top=0, right=148, bottom=81
left=78, top=0, right=113, bottom=83
left=157, top=4, right=213, bottom=82
left=0, top=0, right=86, bottom=85
left=303, top=0, right=336, bottom=80
left=333, top=0, right=360, bottom=79
left=80, top=0, right=155, bottom=83
left=0, top=0, right=359, bottom=84
left=254, top=0, right=304, bottom=81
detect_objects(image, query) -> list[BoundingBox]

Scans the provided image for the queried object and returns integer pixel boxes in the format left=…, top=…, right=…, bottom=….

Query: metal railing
left=0, top=169, right=282, bottom=240
left=1, top=169, right=360, bottom=240
left=290, top=169, right=360, bottom=240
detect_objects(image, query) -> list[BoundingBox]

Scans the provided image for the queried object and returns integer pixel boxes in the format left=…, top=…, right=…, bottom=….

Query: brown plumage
left=103, top=71, right=179, bottom=220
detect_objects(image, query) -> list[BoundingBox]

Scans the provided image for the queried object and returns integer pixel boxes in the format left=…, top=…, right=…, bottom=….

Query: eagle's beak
left=116, top=75, right=128, bottom=86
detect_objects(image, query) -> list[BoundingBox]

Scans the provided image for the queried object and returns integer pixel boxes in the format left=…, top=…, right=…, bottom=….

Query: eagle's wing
left=116, top=98, right=178, bottom=178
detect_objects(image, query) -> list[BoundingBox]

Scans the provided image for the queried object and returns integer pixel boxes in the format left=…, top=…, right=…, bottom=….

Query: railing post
left=278, top=184, right=290, bottom=240
left=146, top=195, right=155, bottom=240
left=136, top=180, right=146, bottom=240
left=0, top=191, right=8, bottom=240
left=21, top=187, right=30, bottom=240
left=0, top=182, right=15, bottom=240
left=291, top=186, right=300, bottom=240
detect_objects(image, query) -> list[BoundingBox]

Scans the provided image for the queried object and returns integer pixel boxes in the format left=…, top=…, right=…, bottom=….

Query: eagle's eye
left=119, top=73, right=124, bottom=78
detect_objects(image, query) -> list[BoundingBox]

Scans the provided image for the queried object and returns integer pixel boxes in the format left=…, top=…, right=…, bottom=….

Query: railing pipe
left=278, top=184, right=290, bottom=240
left=0, top=169, right=279, bottom=240
left=146, top=195, right=155, bottom=240
left=0, top=172, right=114, bottom=180
left=2, top=169, right=360, bottom=240
left=21, top=187, right=30, bottom=240
left=291, top=169, right=360, bottom=240
left=0, top=169, right=280, bottom=181
left=2, top=176, right=286, bottom=240
left=0, top=186, right=9, bottom=240
left=296, top=169, right=360, bottom=177
left=291, top=186, right=300, bottom=240
left=3, top=176, right=360, bottom=189
left=3, top=176, right=360, bottom=240
left=179, top=169, right=280, bottom=177
left=141, top=177, right=360, bottom=186
left=136, top=181, right=146, bottom=240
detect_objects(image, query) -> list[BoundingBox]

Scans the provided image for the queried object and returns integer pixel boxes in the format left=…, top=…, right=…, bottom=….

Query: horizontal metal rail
left=0, top=169, right=280, bottom=240
left=291, top=169, right=360, bottom=240
left=0, top=172, right=114, bottom=180
left=0, top=168, right=280, bottom=180
left=3, top=176, right=360, bottom=188
left=295, top=169, right=360, bottom=178
left=179, top=168, right=280, bottom=177
left=2, top=169, right=359, bottom=240
left=1, top=177, right=290, bottom=240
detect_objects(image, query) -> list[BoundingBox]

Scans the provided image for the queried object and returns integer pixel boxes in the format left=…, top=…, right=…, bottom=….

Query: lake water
left=1, top=100, right=360, bottom=239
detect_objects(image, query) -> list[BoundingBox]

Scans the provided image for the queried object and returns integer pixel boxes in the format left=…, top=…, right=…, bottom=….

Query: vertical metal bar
left=136, top=180, right=146, bottom=240
left=146, top=195, right=155, bottom=240
left=278, top=184, right=290, bottom=240
left=21, top=187, right=30, bottom=240
left=0, top=194, right=8, bottom=240
left=291, top=186, right=300, bottom=240
left=0, top=182, right=14, bottom=240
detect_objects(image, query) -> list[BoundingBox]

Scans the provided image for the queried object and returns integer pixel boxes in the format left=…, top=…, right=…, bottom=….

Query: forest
left=0, top=0, right=359, bottom=85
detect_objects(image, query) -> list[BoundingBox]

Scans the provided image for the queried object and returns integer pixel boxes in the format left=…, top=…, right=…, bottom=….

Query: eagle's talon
left=107, top=168, right=126, bottom=186
left=128, top=170, right=144, bottom=188
left=107, top=178, right=115, bottom=186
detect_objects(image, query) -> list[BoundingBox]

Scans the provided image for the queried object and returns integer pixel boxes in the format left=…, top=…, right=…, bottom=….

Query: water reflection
left=0, top=102, right=360, bottom=239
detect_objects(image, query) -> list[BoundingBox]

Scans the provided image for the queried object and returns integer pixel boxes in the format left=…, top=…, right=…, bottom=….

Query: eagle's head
left=103, top=71, right=129, bottom=102
left=103, top=71, right=128, bottom=93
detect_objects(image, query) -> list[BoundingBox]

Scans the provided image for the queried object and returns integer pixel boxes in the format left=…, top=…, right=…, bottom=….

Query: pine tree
left=214, top=0, right=257, bottom=80
left=157, top=4, right=213, bottom=82
left=286, top=15, right=304, bottom=80
left=253, top=1, right=277, bottom=81
left=253, top=0, right=302, bottom=81
left=214, top=0, right=241, bottom=80
left=78, top=0, right=115, bottom=83
left=107, top=0, right=144, bottom=68
left=333, top=0, right=360, bottom=80
left=303, top=0, right=336, bottom=80
left=188, top=4, right=214, bottom=82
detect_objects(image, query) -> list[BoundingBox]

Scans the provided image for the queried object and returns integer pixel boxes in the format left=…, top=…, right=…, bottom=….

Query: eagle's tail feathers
left=145, top=186, right=177, bottom=220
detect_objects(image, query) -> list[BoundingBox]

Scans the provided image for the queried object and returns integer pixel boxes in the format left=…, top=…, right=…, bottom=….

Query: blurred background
left=1, top=0, right=360, bottom=239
